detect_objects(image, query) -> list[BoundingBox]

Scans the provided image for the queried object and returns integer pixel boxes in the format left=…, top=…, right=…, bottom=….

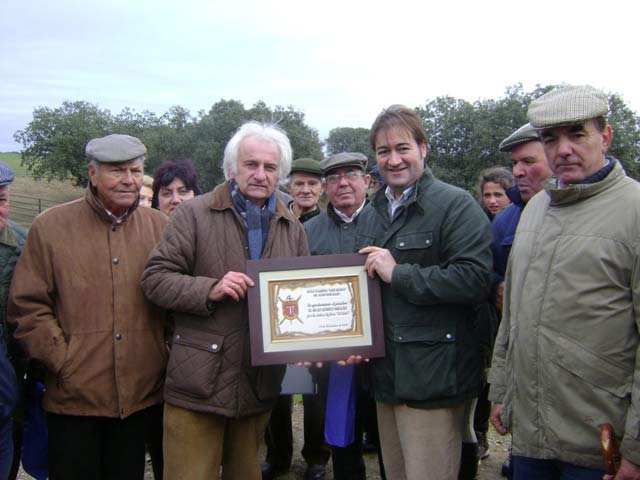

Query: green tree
left=14, top=101, right=114, bottom=186
left=415, top=84, right=640, bottom=191
left=325, top=127, right=374, bottom=167
left=14, top=99, right=324, bottom=192
left=607, top=93, right=640, bottom=179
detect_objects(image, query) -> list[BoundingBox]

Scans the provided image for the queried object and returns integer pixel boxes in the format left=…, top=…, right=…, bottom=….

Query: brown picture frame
left=246, top=253, right=384, bottom=366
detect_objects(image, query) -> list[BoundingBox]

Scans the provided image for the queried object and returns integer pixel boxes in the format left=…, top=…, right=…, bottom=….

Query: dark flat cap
left=499, top=123, right=540, bottom=152
left=321, top=152, right=367, bottom=174
left=0, top=162, right=15, bottom=187
left=528, top=85, right=608, bottom=129
left=290, top=158, right=322, bottom=176
left=85, top=134, right=147, bottom=163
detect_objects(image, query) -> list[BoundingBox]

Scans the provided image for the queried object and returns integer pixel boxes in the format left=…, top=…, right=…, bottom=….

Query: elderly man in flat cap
left=8, top=134, right=168, bottom=480
left=477, top=123, right=554, bottom=478
left=0, top=162, right=27, bottom=479
left=489, top=85, right=640, bottom=480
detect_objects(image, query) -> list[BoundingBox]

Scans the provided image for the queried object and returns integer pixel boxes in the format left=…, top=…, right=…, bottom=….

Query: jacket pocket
left=550, top=334, right=631, bottom=398
left=165, top=331, right=224, bottom=399
left=394, top=231, right=433, bottom=250
left=393, top=324, right=456, bottom=401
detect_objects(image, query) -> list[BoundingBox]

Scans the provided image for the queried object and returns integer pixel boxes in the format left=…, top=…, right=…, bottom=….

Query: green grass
left=0, top=152, right=28, bottom=175
left=0, top=153, right=86, bottom=228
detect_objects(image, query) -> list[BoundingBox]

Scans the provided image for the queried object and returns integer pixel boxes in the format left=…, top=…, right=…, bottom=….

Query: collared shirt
left=385, top=185, right=415, bottom=219
left=334, top=199, right=366, bottom=224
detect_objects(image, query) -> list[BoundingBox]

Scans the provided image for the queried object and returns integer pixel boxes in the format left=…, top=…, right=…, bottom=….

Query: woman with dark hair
left=152, top=159, right=202, bottom=216
left=476, top=166, right=514, bottom=220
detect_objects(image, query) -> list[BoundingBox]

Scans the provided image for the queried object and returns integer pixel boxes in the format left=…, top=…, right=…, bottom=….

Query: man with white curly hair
left=142, top=121, right=309, bottom=479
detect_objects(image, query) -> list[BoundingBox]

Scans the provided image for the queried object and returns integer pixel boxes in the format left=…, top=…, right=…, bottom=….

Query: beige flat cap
left=527, top=85, right=608, bottom=129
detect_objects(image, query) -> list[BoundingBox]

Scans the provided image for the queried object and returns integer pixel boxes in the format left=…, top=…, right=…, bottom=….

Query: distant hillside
left=0, top=152, right=28, bottom=175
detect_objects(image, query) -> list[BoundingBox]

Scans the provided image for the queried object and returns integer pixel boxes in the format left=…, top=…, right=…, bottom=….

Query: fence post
left=38, top=198, right=42, bottom=213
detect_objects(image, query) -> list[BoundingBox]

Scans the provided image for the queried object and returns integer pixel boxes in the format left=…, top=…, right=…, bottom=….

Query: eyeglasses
left=324, top=171, right=364, bottom=185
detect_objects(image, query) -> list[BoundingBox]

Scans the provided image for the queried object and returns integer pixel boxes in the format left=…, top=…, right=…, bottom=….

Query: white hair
left=222, top=121, right=292, bottom=182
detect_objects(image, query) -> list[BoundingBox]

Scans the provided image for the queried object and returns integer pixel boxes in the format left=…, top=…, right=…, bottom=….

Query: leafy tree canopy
left=325, top=127, right=375, bottom=168
left=14, top=85, right=639, bottom=193
left=14, top=100, right=323, bottom=190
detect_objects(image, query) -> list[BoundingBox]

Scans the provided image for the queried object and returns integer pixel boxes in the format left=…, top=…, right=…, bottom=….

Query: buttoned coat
left=141, top=182, right=309, bottom=418
left=8, top=189, right=169, bottom=418
left=489, top=160, right=640, bottom=468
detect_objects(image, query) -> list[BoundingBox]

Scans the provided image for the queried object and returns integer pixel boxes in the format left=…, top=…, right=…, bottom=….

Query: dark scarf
left=576, top=158, right=615, bottom=185
left=230, top=180, right=277, bottom=259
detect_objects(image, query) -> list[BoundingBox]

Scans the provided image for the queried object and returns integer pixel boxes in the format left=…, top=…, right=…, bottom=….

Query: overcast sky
left=2, top=0, right=638, bottom=152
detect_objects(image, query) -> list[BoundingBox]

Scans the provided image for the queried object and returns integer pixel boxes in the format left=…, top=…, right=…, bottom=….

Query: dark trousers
left=265, top=394, right=330, bottom=469
left=47, top=406, right=154, bottom=480
left=473, top=382, right=491, bottom=434
left=512, top=456, right=605, bottom=480
left=145, top=403, right=164, bottom=480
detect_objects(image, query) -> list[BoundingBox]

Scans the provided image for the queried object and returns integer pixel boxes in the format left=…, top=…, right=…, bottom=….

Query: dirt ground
left=18, top=400, right=510, bottom=479
left=260, top=400, right=510, bottom=480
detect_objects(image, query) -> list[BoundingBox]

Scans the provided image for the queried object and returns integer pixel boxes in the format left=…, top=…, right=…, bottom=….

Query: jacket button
left=399, top=242, right=405, bottom=247
left=211, top=343, right=218, bottom=350
left=112, top=258, right=119, bottom=264
left=397, top=335, right=404, bottom=341
left=115, top=333, right=122, bottom=340
left=445, top=333, right=452, bottom=340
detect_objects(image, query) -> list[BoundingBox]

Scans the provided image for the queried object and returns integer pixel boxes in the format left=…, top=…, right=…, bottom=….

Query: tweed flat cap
left=0, top=162, right=15, bottom=187
left=85, top=134, right=147, bottom=163
left=321, top=152, right=367, bottom=174
left=499, top=123, right=540, bottom=152
left=527, top=85, right=608, bottom=129
left=290, top=158, right=322, bottom=176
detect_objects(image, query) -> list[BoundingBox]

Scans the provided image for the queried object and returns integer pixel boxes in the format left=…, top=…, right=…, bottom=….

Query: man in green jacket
left=356, top=105, right=493, bottom=480
left=0, top=162, right=26, bottom=480
left=489, top=85, right=640, bottom=480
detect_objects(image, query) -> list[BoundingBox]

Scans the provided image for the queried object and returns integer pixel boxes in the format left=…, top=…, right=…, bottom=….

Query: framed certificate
left=246, top=253, right=384, bottom=366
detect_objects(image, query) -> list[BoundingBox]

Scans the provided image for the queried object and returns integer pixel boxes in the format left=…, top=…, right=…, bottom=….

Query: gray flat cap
left=321, top=152, right=367, bottom=174
left=528, top=85, right=608, bottom=129
left=290, top=158, right=322, bottom=176
left=0, top=162, right=15, bottom=187
left=499, top=123, right=540, bottom=152
left=85, top=134, right=147, bottom=163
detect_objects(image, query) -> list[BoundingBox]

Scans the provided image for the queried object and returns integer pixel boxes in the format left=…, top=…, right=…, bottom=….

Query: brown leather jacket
left=141, top=182, right=308, bottom=418
left=8, top=189, right=169, bottom=418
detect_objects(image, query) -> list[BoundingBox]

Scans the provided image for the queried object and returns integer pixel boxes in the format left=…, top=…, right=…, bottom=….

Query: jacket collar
left=85, top=185, right=139, bottom=225
left=370, top=167, right=435, bottom=215
left=0, top=222, right=19, bottom=248
left=544, top=157, right=624, bottom=206
left=208, top=181, right=296, bottom=225
left=506, top=185, right=524, bottom=206
left=371, top=165, right=435, bottom=217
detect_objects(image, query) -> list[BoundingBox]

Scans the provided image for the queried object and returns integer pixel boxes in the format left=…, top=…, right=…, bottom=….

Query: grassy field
left=0, top=152, right=29, bottom=175
left=0, top=152, right=85, bottom=228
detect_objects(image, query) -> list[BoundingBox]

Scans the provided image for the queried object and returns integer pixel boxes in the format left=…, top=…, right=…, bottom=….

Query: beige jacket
left=489, top=160, right=640, bottom=468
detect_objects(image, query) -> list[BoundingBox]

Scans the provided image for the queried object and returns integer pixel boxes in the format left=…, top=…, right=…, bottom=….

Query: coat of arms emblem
left=279, top=294, right=302, bottom=324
